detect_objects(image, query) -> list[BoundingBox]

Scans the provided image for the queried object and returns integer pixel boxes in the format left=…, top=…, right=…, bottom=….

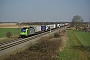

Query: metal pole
left=19, top=21, right=21, bottom=36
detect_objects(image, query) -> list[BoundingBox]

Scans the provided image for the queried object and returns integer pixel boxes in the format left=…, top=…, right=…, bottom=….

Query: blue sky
left=0, top=0, right=90, bottom=22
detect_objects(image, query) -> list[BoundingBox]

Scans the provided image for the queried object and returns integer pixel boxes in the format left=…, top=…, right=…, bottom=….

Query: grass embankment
left=59, top=30, right=90, bottom=60
left=3, top=32, right=65, bottom=60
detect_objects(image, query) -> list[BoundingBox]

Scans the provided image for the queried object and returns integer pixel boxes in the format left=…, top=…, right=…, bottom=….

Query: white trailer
left=34, top=26, right=41, bottom=32
left=46, top=25, right=50, bottom=31
left=49, top=24, right=55, bottom=29
left=57, top=24, right=60, bottom=28
left=53, top=24, right=56, bottom=28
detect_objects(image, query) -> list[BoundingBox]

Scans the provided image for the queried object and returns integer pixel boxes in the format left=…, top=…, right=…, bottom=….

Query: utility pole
left=18, top=21, right=21, bottom=36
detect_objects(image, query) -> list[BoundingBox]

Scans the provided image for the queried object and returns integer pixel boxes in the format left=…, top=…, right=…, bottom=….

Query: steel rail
left=0, top=30, right=52, bottom=51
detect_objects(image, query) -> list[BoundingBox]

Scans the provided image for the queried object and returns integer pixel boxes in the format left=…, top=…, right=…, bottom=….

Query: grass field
left=59, top=30, right=90, bottom=60
left=0, top=28, right=19, bottom=38
left=74, top=31, right=90, bottom=45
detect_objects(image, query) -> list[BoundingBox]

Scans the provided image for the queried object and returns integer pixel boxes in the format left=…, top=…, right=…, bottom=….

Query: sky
left=0, top=0, right=90, bottom=22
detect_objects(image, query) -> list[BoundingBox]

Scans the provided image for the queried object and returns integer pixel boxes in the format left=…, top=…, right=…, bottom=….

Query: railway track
left=0, top=30, right=51, bottom=51
left=0, top=27, right=66, bottom=59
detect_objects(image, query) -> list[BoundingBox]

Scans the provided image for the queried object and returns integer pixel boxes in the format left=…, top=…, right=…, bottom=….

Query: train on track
left=19, top=23, right=68, bottom=38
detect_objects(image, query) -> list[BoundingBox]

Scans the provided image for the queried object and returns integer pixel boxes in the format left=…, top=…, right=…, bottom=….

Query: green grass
left=59, top=30, right=90, bottom=60
left=59, top=30, right=79, bottom=60
left=74, top=30, right=90, bottom=45
left=0, top=28, right=19, bottom=38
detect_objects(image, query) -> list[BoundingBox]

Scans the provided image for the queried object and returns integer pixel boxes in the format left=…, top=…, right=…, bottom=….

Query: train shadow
left=70, top=45, right=90, bottom=52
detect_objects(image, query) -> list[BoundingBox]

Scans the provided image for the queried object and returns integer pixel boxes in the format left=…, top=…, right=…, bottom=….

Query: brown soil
left=0, top=24, right=29, bottom=28
left=59, top=31, right=67, bottom=51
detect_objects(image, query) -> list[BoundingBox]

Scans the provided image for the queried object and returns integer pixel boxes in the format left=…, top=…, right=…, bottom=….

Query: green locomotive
left=20, top=27, right=35, bottom=37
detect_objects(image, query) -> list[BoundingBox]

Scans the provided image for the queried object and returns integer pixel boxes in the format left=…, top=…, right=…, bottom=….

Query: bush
left=54, top=32, right=60, bottom=38
left=6, top=31, right=12, bottom=38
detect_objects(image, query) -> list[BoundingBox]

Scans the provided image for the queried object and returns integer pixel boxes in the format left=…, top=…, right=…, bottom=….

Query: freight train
left=19, top=23, right=67, bottom=37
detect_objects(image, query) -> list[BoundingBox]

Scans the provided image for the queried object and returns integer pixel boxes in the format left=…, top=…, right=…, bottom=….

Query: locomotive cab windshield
left=21, top=28, right=27, bottom=32
left=20, top=27, right=28, bottom=37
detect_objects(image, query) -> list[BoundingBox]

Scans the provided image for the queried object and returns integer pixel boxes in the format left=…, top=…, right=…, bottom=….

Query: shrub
left=54, top=32, right=60, bottom=38
left=6, top=31, right=12, bottom=38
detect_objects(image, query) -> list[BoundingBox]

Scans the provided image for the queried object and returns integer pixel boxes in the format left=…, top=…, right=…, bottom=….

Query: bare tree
left=71, top=15, right=84, bottom=30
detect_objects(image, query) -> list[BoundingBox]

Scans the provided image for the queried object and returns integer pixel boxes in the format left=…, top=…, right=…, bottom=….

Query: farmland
left=0, top=28, right=18, bottom=38
left=59, top=30, right=90, bottom=60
